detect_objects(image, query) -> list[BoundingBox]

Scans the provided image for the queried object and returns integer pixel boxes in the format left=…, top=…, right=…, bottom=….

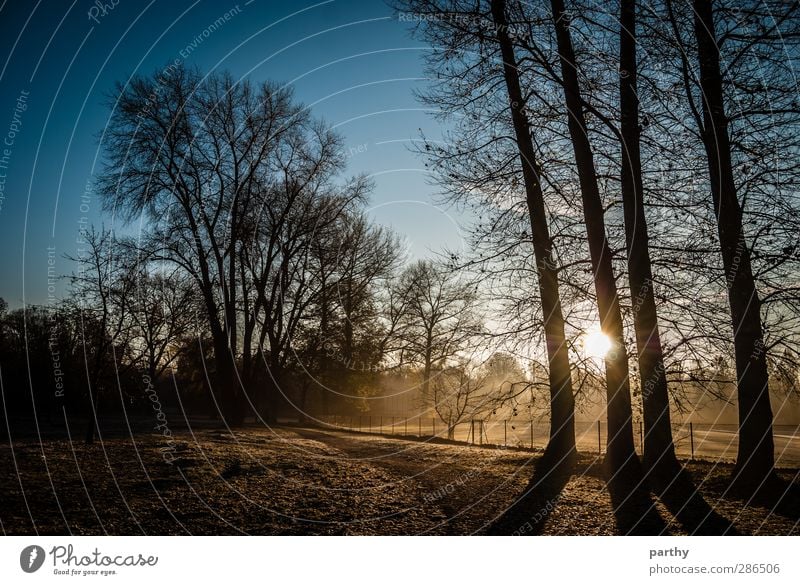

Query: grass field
left=1, top=425, right=797, bottom=535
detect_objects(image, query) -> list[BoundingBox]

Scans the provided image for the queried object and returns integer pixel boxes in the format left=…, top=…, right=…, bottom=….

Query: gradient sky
left=0, top=0, right=466, bottom=307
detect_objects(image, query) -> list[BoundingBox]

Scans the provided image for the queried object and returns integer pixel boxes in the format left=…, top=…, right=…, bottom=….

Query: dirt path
left=291, top=427, right=536, bottom=534
left=290, top=427, right=620, bottom=535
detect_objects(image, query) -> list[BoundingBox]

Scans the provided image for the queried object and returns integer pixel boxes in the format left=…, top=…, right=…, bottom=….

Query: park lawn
left=0, top=426, right=796, bottom=535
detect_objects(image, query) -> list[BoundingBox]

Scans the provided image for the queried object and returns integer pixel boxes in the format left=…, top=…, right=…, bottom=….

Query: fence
left=317, top=415, right=800, bottom=468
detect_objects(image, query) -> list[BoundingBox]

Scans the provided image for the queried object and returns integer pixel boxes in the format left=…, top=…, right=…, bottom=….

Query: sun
left=583, top=328, right=612, bottom=361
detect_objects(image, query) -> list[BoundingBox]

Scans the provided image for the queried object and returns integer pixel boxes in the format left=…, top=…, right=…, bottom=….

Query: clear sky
left=0, top=0, right=467, bottom=307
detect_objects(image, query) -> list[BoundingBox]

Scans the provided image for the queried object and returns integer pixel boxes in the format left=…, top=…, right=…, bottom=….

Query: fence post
left=504, top=420, right=507, bottom=447
left=597, top=420, right=601, bottom=453
left=690, top=422, right=694, bottom=460
left=639, top=420, right=644, bottom=453
left=480, top=421, right=484, bottom=446
left=530, top=421, right=534, bottom=449
left=471, top=420, right=475, bottom=444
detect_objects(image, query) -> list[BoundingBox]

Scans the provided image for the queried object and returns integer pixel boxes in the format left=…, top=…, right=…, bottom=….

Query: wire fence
left=317, top=415, right=800, bottom=468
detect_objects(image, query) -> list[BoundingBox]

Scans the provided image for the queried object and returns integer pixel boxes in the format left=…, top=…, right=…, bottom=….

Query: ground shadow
left=605, top=459, right=671, bottom=535
left=649, top=466, right=738, bottom=535
left=486, top=451, right=574, bottom=535
left=729, top=474, right=800, bottom=525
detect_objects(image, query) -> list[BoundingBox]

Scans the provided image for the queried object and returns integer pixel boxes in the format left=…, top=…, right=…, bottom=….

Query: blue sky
left=0, top=0, right=466, bottom=307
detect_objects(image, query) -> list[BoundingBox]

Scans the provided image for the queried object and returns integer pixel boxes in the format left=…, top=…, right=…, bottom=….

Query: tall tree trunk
left=422, top=334, right=433, bottom=401
left=619, top=0, right=677, bottom=474
left=84, top=318, right=107, bottom=444
left=491, top=0, right=576, bottom=463
left=196, top=250, right=243, bottom=424
left=212, top=336, right=243, bottom=425
left=84, top=376, right=100, bottom=444
left=549, top=0, right=639, bottom=475
left=210, top=320, right=243, bottom=425
left=319, top=284, right=331, bottom=415
left=692, top=0, right=775, bottom=489
left=263, top=345, right=284, bottom=425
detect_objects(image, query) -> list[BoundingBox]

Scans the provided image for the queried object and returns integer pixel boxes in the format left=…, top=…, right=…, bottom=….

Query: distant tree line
left=0, top=65, right=485, bottom=441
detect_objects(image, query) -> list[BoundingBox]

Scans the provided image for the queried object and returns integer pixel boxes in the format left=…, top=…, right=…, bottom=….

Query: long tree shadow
left=725, top=473, right=800, bottom=526
left=606, top=459, right=672, bottom=535
left=648, top=465, right=739, bottom=535
left=486, top=452, right=574, bottom=535
left=757, top=478, right=800, bottom=522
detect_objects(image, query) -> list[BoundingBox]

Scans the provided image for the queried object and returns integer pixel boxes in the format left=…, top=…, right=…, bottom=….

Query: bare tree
left=618, top=0, right=678, bottom=476
left=490, top=0, right=578, bottom=465
left=100, top=66, right=367, bottom=424
left=548, top=0, right=640, bottom=477
left=431, top=361, right=491, bottom=439
left=658, top=0, right=800, bottom=491
left=67, top=227, right=136, bottom=443
left=400, top=260, right=482, bottom=399
left=397, top=0, right=579, bottom=466
left=294, top=210, right=402, bottom=415
left=688, top=0, right=776, bottom=490
left=126, top=264, right=199, bottom=383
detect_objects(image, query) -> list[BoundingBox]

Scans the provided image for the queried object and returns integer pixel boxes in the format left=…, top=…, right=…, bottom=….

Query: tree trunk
left=422, top=345, right=433, bottom=402
left=211, top=332, right=243, bottom=425
left=84, top=384, right=99, bottom=444
left=691, top=0, right=775, bottom=489
left=491, top=0, right=576, bottom=464
left=262, top=355, right=284, bottom=425
left=198, top=269, right=244, bottom=425
left=84, top=334, right=106, bottom=444
left=549, top=0, right=639, bottom=476
left=619, top=0, right=678, bottom=474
